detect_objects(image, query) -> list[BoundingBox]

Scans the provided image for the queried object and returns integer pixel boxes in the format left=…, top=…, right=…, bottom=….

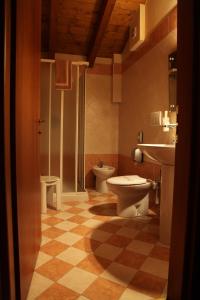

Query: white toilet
left=93, top=165, right=115, bottom=193
left=107, top=175, right=152, bottom=218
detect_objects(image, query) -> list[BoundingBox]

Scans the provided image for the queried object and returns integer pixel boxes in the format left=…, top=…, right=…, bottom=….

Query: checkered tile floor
left=27, top=190, right=169, bottom=300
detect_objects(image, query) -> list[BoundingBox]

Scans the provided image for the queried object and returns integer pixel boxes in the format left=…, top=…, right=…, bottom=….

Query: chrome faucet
left=98, top=160, right=104, bottom=168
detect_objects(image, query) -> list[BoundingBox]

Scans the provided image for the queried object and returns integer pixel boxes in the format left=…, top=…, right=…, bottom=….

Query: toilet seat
left=107, top=175, right=147, bottom=185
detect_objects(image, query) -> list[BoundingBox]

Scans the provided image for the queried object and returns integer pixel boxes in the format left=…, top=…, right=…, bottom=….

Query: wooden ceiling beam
left=49, top=0, right=57, bottom=58
left=88, top=0, right=116, bottom=67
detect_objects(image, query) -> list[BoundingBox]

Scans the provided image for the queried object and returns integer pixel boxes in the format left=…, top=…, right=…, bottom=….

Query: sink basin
left=137, top=143, right=175, bottom=166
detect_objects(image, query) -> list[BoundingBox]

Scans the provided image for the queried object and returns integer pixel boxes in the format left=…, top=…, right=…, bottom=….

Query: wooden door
left=0, top=0, right=16, bottom=299
left=15, top=0, right=41, bottom=299
left=168, top=0, right=200, bottom=299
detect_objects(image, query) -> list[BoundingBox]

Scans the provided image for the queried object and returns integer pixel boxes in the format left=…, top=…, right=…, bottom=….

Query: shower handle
left=37, top=119, right=45, bottom=134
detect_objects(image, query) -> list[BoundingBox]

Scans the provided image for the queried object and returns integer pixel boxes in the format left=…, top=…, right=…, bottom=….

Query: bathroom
left=29, top=0, right=177, bottom=299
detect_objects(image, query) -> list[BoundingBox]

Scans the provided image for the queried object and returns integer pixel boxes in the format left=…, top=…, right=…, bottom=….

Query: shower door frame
left=40, top=59, right=88, bottom=195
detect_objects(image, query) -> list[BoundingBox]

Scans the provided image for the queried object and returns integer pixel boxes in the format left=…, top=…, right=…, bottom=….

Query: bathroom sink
left=137, top=143, right=176, bottom=244
left=137, top=143, right=175, bottom=166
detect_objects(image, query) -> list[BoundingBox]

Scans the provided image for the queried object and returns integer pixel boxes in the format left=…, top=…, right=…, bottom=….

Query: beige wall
left=119, top=29, right=177, bottom=157
left=85, top=74, right=119, bottom=154
left=123, top=0, right=177, bottom=60
left=146, top=0, right=177, bottom=34
left=55, top=53, right=119, bottom=155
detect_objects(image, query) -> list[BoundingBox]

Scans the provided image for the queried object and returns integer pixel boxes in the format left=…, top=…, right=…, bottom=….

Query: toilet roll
left=131, top=148, right=143, bottom=163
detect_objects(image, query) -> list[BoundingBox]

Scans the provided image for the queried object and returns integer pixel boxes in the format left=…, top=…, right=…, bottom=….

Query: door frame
left=1, top=0, right=41, bottom=299
left=168, top=0, right=200, bottom=299
left=1, top=0, right=200, bottom=299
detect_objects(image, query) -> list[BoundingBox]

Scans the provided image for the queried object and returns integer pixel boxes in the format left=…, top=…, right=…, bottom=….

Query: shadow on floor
left=89, top=217, right=161, bottom=289
left=89, top=203, right=117, bottom=216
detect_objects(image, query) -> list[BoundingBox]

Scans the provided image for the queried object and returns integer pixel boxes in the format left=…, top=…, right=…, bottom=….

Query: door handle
left=37, top=119, right=45, bottom=123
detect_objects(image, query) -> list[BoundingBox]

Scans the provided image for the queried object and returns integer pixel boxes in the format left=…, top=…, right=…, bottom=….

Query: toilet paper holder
left=131, top=147, right=143, bottom=163
left=131, top=130, right=144, bottom=163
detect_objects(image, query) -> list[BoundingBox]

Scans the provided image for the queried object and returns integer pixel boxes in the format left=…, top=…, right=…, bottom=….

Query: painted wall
left=120, top=29, right=177, bottom=156
left=47, top=0, right=178, bottom=188
left=119, top=28, right=177, bottom=179
left=123, top=0, right=177, bottom=61
left=55, top=53, right=119, bottom=188
left=55, top=53, right=119, bottom=157
left=146, top=0, right=177, bottom=34
left=85, top=71, right=119, bottom=187
left=85, top=74, right=119, bottom=154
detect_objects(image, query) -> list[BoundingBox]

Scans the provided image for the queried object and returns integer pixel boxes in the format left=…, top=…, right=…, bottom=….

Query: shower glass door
left=40, top=62, right=86, bottom=193
left=77, top=68, right=86, bottom=192
left=40, top=62, right=50, bottom=175
left=62, top=65, right=77, bottom=192
left=51, top=64, right=61, bottom=178
left=40, top=62, right=61, bottom=178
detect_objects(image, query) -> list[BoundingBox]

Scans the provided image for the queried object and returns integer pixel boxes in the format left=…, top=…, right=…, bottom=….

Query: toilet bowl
left=107, top=175, right=152, bottom=218
left=92, top=165, right=115, bottom=193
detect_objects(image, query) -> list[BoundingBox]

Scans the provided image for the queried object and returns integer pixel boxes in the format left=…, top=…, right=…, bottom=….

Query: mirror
left=168, top=51, right=177, bottom=111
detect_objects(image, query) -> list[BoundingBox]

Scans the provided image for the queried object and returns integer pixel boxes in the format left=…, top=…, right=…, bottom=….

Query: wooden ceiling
left=41, top=0, right=146, bottom=64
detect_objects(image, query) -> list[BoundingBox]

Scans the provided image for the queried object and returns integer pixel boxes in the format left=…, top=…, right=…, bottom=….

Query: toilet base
left=117, top=194, right=149, bottom=218
left=96, top=177, right=109, bottom=193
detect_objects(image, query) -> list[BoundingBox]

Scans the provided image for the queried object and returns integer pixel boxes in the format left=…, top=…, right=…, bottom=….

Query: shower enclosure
left=40, top=59, right=88, bottom=197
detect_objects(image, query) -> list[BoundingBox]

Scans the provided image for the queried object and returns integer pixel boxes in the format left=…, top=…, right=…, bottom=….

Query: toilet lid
left=107, top=175, right=147, bottom=185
